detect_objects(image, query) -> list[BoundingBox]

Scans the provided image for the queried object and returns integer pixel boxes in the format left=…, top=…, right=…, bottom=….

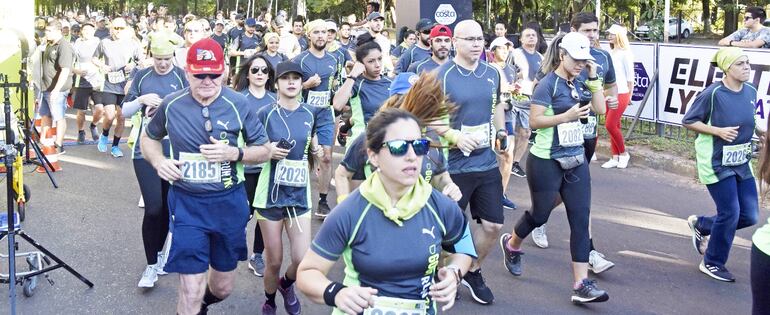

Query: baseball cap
left=390, top=72, right=419, bottom=96
left=416, top=18, right=435, bottom=32
left=489, top=37, right=513, bottom=50
left=215, top=20, right=225, bottom=26
left=150, top=31, right=183, bottom=56
left=275, top=62, right=303, bottom=79
left=186, top=38, right=225, bottom=75
left=61, top=21, right=71, bottom=28
left=235, top=13, right=245, bottom=20
left=559, top=32, right=594, bottom=61
left=367, top=12, right=384, bottom=21
left=606, top=24, right=627, bottom=35
left=429, top=24, right=452, bottom=39
left=245, top=18, right=257, bottom=27
left=326, top=21, right=338, bottom=32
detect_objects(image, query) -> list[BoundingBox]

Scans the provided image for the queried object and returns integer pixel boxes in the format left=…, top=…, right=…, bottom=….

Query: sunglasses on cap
left=382, top=139, right=431, bottom=156
left=193, top=73, right=222, bottom=80
left=250, top=67, right=269, bottom=75
left=566, top=80, right=580, bottom=100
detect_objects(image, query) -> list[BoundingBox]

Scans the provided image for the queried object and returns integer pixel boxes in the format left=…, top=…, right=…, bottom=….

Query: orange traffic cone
left=36, top=127, right=62, bottom=173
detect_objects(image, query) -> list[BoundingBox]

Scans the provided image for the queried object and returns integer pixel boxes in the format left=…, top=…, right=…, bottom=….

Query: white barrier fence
left=613, top=43, right=770, bottom=128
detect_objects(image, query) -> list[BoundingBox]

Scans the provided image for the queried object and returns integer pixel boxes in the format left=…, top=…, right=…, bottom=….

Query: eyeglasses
left=186, top=28, right=203, bottom=33
left=193, top=73, right=222, bottom=80
left=421, top=30, right=431, bottom=35
left=456, top=36, right=484, bottom=43
left=566, top=80, right=580, bottom=100
left=382, top=139, right=431, bottom=156
left=202, top=106, right=212, bottom=132
left=250, top=67, right=269, bottom=74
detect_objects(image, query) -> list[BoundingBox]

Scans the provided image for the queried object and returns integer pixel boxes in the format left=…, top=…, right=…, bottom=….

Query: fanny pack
left=554, top=154, right=585, bottom=170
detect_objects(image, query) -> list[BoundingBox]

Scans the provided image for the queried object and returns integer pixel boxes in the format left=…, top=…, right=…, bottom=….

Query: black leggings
left=752, top=244, right=770, bottom=315
left=514, top=154, right=592, bottom=262
left=584, top=138, right=597, bottom=161
left=244, top=172, right=265, bottom=254
left=133, top=159, right=170, bottom=265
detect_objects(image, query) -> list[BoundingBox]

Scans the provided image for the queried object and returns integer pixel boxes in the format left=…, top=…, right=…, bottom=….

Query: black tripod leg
left=28, top=140, right=58, bottom=188
left=16, top=231, right=93, bottom=288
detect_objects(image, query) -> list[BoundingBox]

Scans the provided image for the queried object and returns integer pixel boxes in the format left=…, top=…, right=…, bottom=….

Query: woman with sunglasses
left=335, top=72, right=462, bottom=204
left=259, top=32, right=289, bottom=69
left=297, top=106, right=476, bottom=315
left=253, top=61, right=333, bottom=315
left=499, top=32, right=611, bottom=304
left=121, top=34, right=187, bottom=289
left=683, top=47, right=759, bottom=283
left=232, top=54, right=278, bottom=278
left=333, top=34, right=392, bottom=150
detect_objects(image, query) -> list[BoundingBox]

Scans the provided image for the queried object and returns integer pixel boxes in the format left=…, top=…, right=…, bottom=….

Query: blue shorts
left=164, top=184, right=250, bottom=274
left=316, top=106, right=335, bottom=146
left=38, top=91, right=68, bottom=121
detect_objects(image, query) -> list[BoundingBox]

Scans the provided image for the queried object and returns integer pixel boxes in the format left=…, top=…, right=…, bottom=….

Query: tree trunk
left=721, top=0, right=736, bottom=36
left=701, top=0, right=711, bottom=34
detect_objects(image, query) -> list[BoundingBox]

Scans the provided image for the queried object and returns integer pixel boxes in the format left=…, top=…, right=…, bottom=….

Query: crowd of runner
left=30, top=3, right=770, bottom=315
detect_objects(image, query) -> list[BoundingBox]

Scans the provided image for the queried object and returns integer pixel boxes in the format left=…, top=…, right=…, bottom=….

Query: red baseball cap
left=430, top=25, right=452, bottom=39
left=186, top=38, right=225, bottom=75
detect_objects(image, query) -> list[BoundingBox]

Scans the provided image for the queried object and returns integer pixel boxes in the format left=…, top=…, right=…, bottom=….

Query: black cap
left=275, top=62, right=303, bottom=79
left=416, top=18, right=434, bottom=32
left=367, top=12, right=384, bottom=21
left=235, top=13, right=245, bottom=20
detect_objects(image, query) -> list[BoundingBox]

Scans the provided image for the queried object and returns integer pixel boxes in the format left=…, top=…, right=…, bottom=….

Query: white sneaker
left=532, top=225, right=549, bottom=248
left=591, top=154, right=597, bottom=162
left=588, top=250, right=615, bottom=274
left=138, top=196, right=144, bottom=208
left=156, top=252, right=168, bottom=276
left=138, top=265, right=159, bottom=288
left=617, top=153, right=630, bottom=169
left=601, top=158, right=619, bottom=169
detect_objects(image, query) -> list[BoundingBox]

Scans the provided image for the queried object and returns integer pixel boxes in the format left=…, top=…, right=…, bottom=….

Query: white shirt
left=610, top=48, right=634, bottom=94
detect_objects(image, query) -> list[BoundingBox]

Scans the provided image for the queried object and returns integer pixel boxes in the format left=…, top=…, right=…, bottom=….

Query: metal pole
left=663, top=0, right=670, bottom=42
left=625, top=70, right=658, bottom=140
left=2, top=75, right=18, bottom=315
left=595, top=0, right=601, bottom=28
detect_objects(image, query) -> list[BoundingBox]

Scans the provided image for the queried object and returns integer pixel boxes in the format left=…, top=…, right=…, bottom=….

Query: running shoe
left=699, top=261, right=735, bottom=282
left=89, top=125, right=99, bottom=141
left=138, top=265, right=159, bottom=288
left=248, top=253, right=265, bottom=277
left=571, top=279, right=609, bottom=304
left=277, top=278, right=302, bottom=315
left=111, top=146, right=124, bottom=158
left=499, top=233, right=523, bottom=276
left=601, top=158, right=619, bottom=169
left=156, top=252, right=167, bottom=276
left=315, top=200, right=331, bottom=218
left=55, top=144, right=66, bottom=155
left=97, top=134, right=109, bottom=152
left=337, top=130, right=348, bottom=147
left=461, top=269, right=494, bottom=304
left=532, top=225, right=549, bottom=248
left=261, top=302, right=277, bottom=315
left=502, top=196, right=517, bottom=210
left=588, top=250, right=615, bottom=274
left=511, top=162, right=526, bottom=177
left=77, top=130, right=86, bottom=144
left=687, top=215, right=707, bottom=255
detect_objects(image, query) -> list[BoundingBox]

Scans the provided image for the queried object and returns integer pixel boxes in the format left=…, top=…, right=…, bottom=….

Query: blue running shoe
left=502, top=196, right=517, bottom=210
left=97, top=135, right=109, bottom=152
left=111, top=146, right=124, bottom=158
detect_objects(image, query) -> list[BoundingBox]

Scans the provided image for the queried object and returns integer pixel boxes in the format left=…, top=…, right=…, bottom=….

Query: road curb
left=594, top=138, right=697, bottom=179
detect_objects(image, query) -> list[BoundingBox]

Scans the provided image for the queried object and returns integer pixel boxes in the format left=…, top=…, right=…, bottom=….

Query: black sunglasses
left=744, top=16, right=755, bottom=21
left=250, top=67, right=269, bottom=75
left=193, top=73, right=222, bottom=80
left=566, top=80, right=580, bottom=100
left=202, top=107, right=212, bottom=132
left=421, top=30, right=431, bottom=35
left=382, top=139, right=431, bottom=156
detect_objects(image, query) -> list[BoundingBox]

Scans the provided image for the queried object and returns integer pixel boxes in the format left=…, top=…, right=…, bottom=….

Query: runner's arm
left=297, top=250, right=377, bottom=314
left=334, top=165, right=355, bottom=198
left=332, top=77, right=356, bottom=111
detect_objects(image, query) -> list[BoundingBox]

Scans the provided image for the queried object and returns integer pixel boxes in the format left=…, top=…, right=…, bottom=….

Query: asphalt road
left=0, top=113, right=763, bottom=314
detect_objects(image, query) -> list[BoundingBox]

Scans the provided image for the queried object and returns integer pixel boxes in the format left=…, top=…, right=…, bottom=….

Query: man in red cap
left=141, top=38, right=274, bottom=315
left=408, top=24, right=453, bottom=74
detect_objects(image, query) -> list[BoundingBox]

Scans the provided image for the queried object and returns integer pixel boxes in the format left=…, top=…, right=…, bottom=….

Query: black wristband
left=588, top=76, right=599, bottom=81
left=323, top=282, right=346, bottom=307
left=236, top=147, right=244, bottom=162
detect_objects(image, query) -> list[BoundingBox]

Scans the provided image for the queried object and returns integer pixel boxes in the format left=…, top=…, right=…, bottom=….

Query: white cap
left=559, top=32, right=594, bottom=61
left=606, top=24, right=627, bottom=35
left=60, top=21, right=71, bottom=28
left=326, top=21, right=338, bottom=32
left=489, top=37, right=513, bottom=50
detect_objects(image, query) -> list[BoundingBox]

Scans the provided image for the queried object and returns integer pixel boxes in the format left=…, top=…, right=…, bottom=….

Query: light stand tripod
left=0, top=74, right=93, bottom=314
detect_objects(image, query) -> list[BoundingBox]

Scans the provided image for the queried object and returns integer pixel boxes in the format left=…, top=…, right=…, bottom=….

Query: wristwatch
left=346, top=75, right=358, bottom=81
left=236, top=147, right=244, bottom=162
